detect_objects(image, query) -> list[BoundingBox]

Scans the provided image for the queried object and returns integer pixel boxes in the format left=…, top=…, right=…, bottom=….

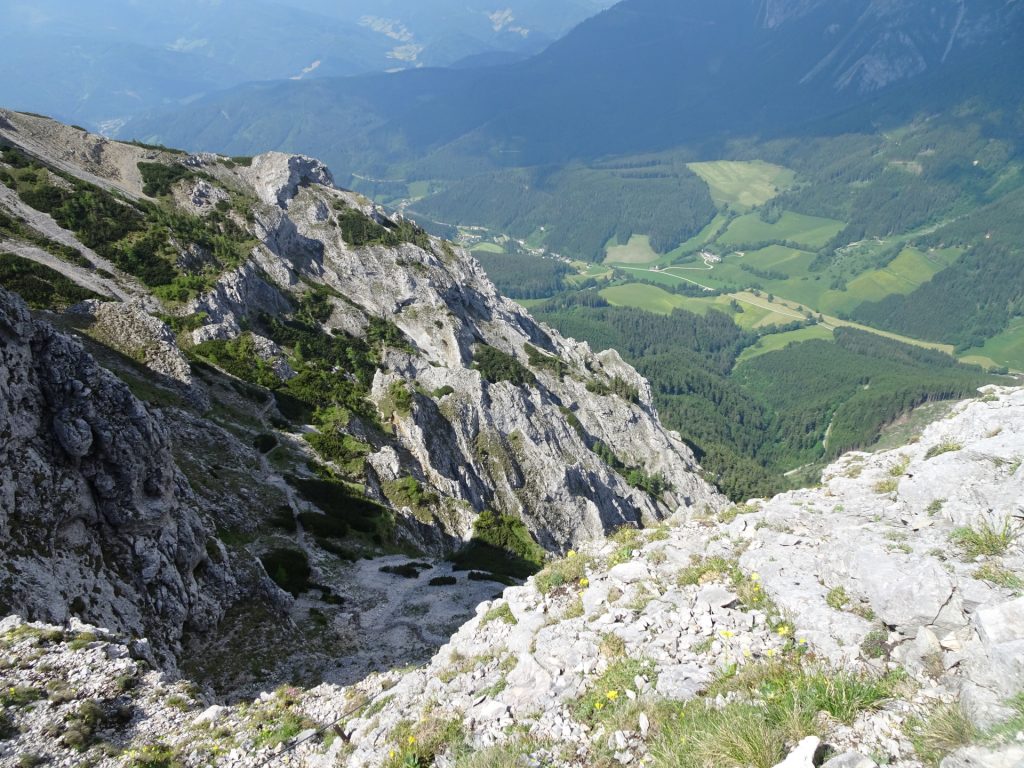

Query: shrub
left=429, top=576, right=457, bottom=587
left=860, top=629, right=889, bottom=659
left=252, top=433, right=278, bottom=454
left=298, top=511, right=348, bottom=540
left=524, top=343, right=569, bottom=378
left=126, top=742, right=183, bottom=768
left=260, top=548, right=311, bottom=597
left=137, top=162, right=192, bottom=197
left=380, top=562, right=432, bottom=579
left=62, top=699, right=105, bottom=751
left=383, top=477, right=439, bottom=515
left=0, top=253, right=101, bottom=310
left=449, top=511, right=545, bottom=580
left=472, top=345, right=536, bottom=387
left=825, top=586, right=850, bottom=611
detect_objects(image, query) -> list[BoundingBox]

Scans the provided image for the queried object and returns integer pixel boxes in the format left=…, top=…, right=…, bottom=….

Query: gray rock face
left=180, top=152, right=724, bottom=550
left=244, top=151, right=335, bottom=209
left=0, top=287, right=241, bottom=659
left=71, top=299, right=194, bottom=386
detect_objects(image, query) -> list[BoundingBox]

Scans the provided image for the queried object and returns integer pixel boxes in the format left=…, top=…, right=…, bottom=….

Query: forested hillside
left=413, top=162, right=716, bottom=260
left=528, top=291, right=997, bottom=500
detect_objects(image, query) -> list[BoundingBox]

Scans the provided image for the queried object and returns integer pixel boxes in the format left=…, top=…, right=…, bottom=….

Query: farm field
left=735, top=325, right=835, bottom=364
left=962, top=318, right=1024, bottom=372
left=604, top=234, right=660, bottom=264
left=717, top=211, right=846, bottom=250
left=687, top=160, right=796, bottom=209
left=470, top=241, right=504, bottom=253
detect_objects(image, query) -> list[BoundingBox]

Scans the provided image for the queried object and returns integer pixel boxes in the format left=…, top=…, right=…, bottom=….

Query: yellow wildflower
left=606, top=690, right=619, bottom=701
left=567, top=550, right=577, bottom=558
left=408, top=736, right=416, bottom=745
left=766, top=648, right=777, bottom=658
left=776, top=624, right=791, bottom=637
left=579, top=577, right=589, bottom=587
left=719, top=630, right=734, bottom=639
left=594, top=701, right=604, bottom=711
left=750, top=573, right=760, bottom=582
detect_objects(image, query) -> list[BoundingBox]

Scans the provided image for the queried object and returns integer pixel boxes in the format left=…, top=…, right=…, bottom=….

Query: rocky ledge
left=1, top=388, right=1022, bottom=768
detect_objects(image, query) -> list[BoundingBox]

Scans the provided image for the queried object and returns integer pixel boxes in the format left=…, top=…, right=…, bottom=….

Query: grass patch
left=535, top=552, right=591, bottom=595
left=573, top=657, right=655, bottom=725
left=925, top=441, right=963, bottom=460
left=384, top=715, right=466, bottom=767
left=651, top=658, right=898, bottom=768
left=481, top=603, right=517, bottom=626
left=874, top=478, right=899, bottom=494
left=972, top=563, right=1023, bottom=593
left=825, top=586, right=849, bottom=611
left=951, top=519, right=1017, bottom=558
left=125, top=742, right=183, bottom=768
left=251, top=687, right=315, bottom=749
left=908, top=702, right=978, bottom=767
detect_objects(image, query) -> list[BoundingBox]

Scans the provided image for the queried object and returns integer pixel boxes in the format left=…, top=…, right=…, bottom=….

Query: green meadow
left=735, top=325, right=835, bottom=364
left=687, top=160, right=796, bottom=209
left=718, top=211, right=846, bottom=250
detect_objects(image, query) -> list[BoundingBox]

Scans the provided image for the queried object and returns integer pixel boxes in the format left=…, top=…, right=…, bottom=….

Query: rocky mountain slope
left=1, top=387, right=1021, bottom=767
left=0, top=109, right=721, bottom=691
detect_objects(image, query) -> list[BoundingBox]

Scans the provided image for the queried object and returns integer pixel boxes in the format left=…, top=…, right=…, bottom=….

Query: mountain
left=3, top=360, right=1023, bottom=765
left=0, top=0, right=615, bottom=133
left=0, top=109, right=720, bottom=686
left=123, top=0, right=1024, bottom=174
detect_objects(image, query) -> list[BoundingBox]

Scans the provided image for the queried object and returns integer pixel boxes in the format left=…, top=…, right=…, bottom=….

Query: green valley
left=443, top=114, right=1022, bottom=500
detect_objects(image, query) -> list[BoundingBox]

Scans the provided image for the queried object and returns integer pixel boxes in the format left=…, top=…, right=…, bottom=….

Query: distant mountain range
left=121, top=0, right=1024, bottom=177
left=0, top=0, right=614, bottom=132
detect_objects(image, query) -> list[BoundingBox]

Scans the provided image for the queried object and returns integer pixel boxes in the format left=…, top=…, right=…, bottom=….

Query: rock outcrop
left=0, top=288, right=243, bottom=661
left=2, top=388, right=1021, bottom=767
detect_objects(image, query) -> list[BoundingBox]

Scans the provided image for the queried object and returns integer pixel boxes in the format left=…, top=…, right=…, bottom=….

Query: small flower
left=579, top=577, right=589, bottom=587
left=742, top=648, right=752, bottom=658
left=408, top=735, right=416, bottom=745
left=750, top=573, right=760, bottom=582
left=719, top=630, right=735, bottom=640
left=765, top=648, right=777, bottom=658
left=776, top=624, right=791, bottom=637
left=798, top=637, right=808, bottom=645
left=389, top=750, right=396, bottom=759
left=606, top=690, right=619, bottom=701
left=594, top=701, right=605, bottom=711
left=567, top=550, right=577, bottom=558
